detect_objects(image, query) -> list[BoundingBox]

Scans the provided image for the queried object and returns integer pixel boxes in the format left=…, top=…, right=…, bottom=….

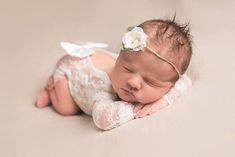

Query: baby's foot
left=35, top=88, right=50, bottom=108
left=46, top=76, right=55, bottom=91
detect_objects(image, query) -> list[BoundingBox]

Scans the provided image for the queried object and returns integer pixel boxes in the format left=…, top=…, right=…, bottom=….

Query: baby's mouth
left=121, top=88, right=135, bottom=97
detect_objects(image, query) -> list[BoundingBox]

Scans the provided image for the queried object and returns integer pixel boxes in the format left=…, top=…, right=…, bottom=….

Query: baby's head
left=111, top=19, right=192, bottom=104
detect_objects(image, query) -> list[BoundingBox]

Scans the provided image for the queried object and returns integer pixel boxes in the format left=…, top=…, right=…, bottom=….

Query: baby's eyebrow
left=122, top=57, right=136, bottom=68
left=122, top=55, right=132, bottom=62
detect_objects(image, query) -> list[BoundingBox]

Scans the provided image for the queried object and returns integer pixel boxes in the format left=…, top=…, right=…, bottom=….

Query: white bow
left=60, top=41, right=108, bottom=58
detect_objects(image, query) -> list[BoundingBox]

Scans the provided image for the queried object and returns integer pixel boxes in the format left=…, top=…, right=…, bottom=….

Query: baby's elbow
left=94, top=123, right=111, bottom=131
left=93, top=112, right=114, bottom=131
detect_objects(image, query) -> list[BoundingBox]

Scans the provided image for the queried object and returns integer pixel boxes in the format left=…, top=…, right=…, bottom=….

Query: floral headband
left=121, top=27, right=181, bottom=77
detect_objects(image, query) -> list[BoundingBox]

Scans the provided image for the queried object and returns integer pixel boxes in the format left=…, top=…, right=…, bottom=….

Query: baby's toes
left=35, top=90, right=50, bottom=108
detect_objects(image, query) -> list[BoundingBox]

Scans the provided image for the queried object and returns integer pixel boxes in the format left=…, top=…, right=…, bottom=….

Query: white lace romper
left=51, top=42, right=192, bottom=130
left=53, top=53, right=135, bottom=130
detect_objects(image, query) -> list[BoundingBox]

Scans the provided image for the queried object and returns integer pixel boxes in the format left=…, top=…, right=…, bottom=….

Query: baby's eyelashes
left=123, top=66, right=133, bottom=73
left=122, top=66, right=160, bottom=87
left=144, top=78, right=158, bottom=86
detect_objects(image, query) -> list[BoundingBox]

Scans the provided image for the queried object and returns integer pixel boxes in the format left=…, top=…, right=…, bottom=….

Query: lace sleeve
left=163, top=74, right=192, bottom=105
left=92, top=100, right=135, bottom=130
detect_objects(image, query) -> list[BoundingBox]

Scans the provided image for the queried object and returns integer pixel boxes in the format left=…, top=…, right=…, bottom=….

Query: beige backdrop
left=0, top=0, right=234, bottom=157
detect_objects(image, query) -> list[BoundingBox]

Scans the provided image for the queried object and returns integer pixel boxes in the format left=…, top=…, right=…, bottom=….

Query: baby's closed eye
left=122, top=66, right=133, bottom=73
left=143, top=78, right=160, bottom=87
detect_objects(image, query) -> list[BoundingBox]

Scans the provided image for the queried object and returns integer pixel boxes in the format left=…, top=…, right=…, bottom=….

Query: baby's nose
left=127, top=75, right=142, bottom=91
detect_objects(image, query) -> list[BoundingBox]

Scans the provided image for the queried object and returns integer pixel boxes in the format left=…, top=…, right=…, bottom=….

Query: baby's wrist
left=162, top=95, right=171, bottom=105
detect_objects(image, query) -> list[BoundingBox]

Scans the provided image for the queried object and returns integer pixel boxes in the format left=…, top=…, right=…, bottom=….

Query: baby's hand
left=133, top=98, right=168, bottom=118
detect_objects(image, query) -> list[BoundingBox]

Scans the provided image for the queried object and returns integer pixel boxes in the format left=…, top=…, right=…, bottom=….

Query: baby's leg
left=35, top=77, right=54, bottom=108
left=47, top=76, right=81, bottom=116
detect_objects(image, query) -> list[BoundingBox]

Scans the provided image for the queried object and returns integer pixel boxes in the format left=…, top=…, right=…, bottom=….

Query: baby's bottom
left=36, top=75, right=81, bottom=116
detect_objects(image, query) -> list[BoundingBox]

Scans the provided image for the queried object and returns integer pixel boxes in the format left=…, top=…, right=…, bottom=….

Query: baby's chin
left=114, top=88, right=160, bottom=104
left=118, top=93, right=161, bottom=104
left=117, top=93, right=138, bottom=103
left=117, top=93, right=149, bottom=104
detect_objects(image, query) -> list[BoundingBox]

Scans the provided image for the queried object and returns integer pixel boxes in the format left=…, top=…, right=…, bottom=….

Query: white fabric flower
left=122, top=27, right=147, bottom=51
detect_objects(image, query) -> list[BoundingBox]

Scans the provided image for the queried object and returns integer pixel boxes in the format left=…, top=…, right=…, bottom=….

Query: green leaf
left=126, top=26, right=135, bottom=32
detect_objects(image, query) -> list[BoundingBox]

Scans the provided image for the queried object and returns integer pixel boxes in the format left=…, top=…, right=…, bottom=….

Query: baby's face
left=111, top=50, right=176, bottom=104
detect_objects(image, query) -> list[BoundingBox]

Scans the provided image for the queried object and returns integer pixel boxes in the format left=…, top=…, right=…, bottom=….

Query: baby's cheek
left=140, top=90, right=163, bottom=103
left=111, top=77, right=121, bottom=92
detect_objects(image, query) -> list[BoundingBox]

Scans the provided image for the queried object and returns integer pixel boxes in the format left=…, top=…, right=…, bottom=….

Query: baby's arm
left=92, top=99, right=135, bottom=130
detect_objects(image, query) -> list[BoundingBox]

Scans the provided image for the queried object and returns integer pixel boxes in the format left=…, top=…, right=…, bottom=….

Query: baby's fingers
left=135, top=105, right=152, bottom=118
left=133, top=104, right=144, bottom=113
left=148, top=101, right=168, bottom=115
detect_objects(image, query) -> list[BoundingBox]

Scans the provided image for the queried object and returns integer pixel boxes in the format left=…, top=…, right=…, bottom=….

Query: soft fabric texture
left=53, top=54, right=134, bottom=130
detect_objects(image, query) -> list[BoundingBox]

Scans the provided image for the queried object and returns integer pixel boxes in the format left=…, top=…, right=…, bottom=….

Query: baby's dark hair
left=138, top=17, right=192, bottom=81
